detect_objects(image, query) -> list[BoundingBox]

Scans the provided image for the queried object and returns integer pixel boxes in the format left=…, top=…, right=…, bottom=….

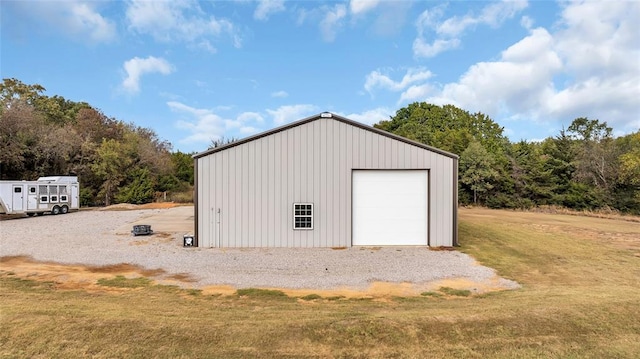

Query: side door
left=27, top=185, right=38, bottom=210
left=71, top=184, right=79, bottom=209
left=12, top=185, right=24, bottom=212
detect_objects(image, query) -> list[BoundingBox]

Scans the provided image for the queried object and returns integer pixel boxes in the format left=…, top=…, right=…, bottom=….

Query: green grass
left=420, top=291, right=443, bottom=297
left=438, top=287, right=472, bottom=297
left=235, top=288, right=289, bottom=298
left=1, top=208, right=640, bottom=358
left=97, top=275, right=152, bottom=288
left=300, top=293, right=322, bottom=301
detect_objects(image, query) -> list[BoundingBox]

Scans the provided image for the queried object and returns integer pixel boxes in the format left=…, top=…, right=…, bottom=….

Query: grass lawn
left=1, top=208, right=639, bottom=358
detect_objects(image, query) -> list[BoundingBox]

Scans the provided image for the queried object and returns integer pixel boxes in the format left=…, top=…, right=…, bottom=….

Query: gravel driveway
left=0, top=207, right=519, bottom=294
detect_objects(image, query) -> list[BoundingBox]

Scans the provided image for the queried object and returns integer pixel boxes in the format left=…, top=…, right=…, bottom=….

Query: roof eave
left=193, top=112, right=459, bottom=160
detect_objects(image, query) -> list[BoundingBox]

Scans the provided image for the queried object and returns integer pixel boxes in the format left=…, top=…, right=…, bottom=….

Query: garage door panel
left=353, top=170, right=428, bottom=246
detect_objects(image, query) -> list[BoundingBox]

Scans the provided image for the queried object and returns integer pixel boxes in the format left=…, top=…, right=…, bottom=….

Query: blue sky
left=2, top=0, right=639, bottom=153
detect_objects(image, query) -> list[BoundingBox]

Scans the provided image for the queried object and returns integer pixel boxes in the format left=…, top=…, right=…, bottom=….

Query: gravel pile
left=0, top=209, right=520, bottom=292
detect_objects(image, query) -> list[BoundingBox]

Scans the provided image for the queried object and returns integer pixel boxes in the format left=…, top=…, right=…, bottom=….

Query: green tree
left=618, top=133, right=640, bottom=185
left=375, top=102, right=508, bottom=155
left=116, top=168, right=155, bottom=204
left=171, top=151, right=195, bottom=185
left=460, top=141, right=499, bottom=205
left=91, top=138, right=133, bottom=206
left=567, top=117, right=615, bottom=193
left=508, top=140, right=555, bottom=207
left=613, top=132, right=640, bottom=213
left=0, top=78, right=45, bottom=108
left=541, top=129, right=576, bottom=201
left=375, top=102, right=511, bottom=206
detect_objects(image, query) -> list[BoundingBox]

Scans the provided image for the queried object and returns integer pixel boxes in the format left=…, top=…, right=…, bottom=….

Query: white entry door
left=352, top=170, right=428, bottom=246
left=12, top=185, right=24, bottom=212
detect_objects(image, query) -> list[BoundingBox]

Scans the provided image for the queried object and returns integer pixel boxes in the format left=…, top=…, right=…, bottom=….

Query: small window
left=40, top=196, right=48, bottom=203
left=60, top=195, right=68, bottom=202
left=293, top=203, right=313, bottom=230
left=51, top=196, right=58, bottom=202
left=14, top=187, right=21, bottom=193
left=29, top=186, right=36, bottom=193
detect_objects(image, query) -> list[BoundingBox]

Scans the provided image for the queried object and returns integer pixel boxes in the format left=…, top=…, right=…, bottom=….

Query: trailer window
left=60, top=195, right=68, bottom=202
left=14, top=187, right=21, bottom=193
left=39, top=185, right=47, bottom=195
left=29, top=186, right=36, bottom=193
left=51, top=196, right=58, bottom=202
left=40, top=196, right=48, bottom=203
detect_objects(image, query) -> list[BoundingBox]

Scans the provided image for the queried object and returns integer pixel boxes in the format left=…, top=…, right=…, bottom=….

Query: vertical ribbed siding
left=197, top=117, right=456, bottom=247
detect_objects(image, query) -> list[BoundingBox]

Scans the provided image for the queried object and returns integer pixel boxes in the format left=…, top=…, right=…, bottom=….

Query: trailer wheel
left=61, top=205, right=69, bottom=214
left=51, top=206, right=61, bottom=215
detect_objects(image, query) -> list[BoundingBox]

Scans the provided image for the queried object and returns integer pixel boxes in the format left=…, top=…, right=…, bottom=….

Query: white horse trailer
left=0, top=176, right=79, bottom=216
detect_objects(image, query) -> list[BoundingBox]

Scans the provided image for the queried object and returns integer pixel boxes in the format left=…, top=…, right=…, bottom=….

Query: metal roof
left=193, top=112, right=459, bottom=160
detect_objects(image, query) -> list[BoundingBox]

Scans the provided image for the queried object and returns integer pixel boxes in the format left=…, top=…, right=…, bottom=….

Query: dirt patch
left=100, top=202, right=187, bottom=211
left=1, top=256, right=507, bottom=298
left=0, top=256, right=178, bottom=293
left=129, top=232, right=175, bottom=245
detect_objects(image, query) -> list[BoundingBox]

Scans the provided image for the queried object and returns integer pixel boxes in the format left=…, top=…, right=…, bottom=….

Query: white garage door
left=352, top=170, right=428, bottom=246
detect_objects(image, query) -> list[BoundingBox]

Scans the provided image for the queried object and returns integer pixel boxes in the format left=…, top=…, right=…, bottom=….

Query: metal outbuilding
left=193, top=113, right=458, bottom=248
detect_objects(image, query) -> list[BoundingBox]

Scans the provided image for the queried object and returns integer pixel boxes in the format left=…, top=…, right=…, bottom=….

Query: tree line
left=2, top=79, right=638, bottom=214
left=0, top=78, right=193, bottom=206
left=375, top=102, right=640, bottom=214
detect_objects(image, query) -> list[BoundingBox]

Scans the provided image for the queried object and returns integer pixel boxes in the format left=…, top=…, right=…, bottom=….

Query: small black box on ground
left=183, top=235, right=195, bottom=247
left=132, top=225, right=153, bottom=236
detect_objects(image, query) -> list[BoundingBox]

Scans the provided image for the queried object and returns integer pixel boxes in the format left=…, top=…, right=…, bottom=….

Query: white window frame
left=293, top=203, right=314, bottom=230
left=39, top=185, right=49, bottom=203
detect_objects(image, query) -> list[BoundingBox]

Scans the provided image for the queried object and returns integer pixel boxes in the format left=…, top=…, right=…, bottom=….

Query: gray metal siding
left=196, top=117, right=456, bottom=248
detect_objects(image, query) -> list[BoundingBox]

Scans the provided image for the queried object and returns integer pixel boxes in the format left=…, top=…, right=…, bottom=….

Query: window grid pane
left=293, top=203, right=313, bottom=230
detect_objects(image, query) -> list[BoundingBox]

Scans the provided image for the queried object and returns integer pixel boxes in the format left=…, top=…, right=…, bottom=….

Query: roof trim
left=193, top=112, right=459, bottom=159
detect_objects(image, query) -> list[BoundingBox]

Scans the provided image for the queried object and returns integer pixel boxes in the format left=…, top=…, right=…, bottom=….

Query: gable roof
left=193, top=112, right=459, bottom=160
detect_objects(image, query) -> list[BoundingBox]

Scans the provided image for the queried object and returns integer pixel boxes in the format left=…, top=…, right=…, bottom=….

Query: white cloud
left=419, top=1, right=639, bottom=136
left=122, top=56, right=174, bottom=94
left=520, top=15, right=534, bottom=30
left=170, top=102, right=266, bottom=144
left=414, top=0, right=528, bottom=58
left=295, top=8, right=310, bottom=26
left=11, top=1, right=116, bottom=43
left=415, top=4, right=446, bottom=36
left=125, top=0, right=241, bottom=50
left=320, top=4, right=347, bottom=42
left=341, top=107, right=394, bottom=126
left=350, top=0, right=381, bottom=15
left=67, top=2, right=117, bottom=42
left=267, top=104, right=318, bottom=125
left=369, top=1, right=413, bottom=37
left=271, top=90, right=289, bottom=98
left=399, top=84, right=434, bottom=104
left=170, top=101, right=226, bottom=143
left=430, top=27, right=561, bottom=115
left=298, top=1, right=409, bottom=41
left=364, top=67, right=433, bottom=94
left=237, top=112, right=264, bottom=123
left=412, top=38, right=460, bottom=58
left=437, top=0, right=528, bottom=36
left=254, top=0, right=285, bottom=21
